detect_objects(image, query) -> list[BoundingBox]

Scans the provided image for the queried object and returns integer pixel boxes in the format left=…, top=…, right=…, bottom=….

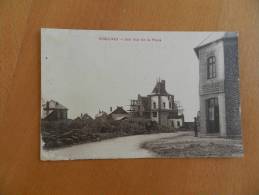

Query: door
left=206, top=97, right=219, bottom=133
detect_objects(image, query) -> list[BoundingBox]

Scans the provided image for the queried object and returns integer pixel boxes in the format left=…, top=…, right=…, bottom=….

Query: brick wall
left=224, top=37, right=242, bottom=137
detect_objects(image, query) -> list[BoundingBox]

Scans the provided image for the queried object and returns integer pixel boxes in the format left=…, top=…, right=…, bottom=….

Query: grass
left=141, top=132, right=243, bottom=157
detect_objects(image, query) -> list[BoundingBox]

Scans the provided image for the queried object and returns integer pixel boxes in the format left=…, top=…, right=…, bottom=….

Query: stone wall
left=198, top=40, right=225, bottom=136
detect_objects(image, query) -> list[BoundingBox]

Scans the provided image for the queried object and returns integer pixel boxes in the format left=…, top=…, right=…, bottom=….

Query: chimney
left=46, top=101, right=49, bottom=110
left=110, top=107, right=112, bottom=112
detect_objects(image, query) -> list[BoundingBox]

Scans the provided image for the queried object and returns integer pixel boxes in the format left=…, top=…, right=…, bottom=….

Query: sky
left=41, top=29, right=211, bottom=121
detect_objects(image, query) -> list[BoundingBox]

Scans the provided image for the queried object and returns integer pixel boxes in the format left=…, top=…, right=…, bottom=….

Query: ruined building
left=130, top=79, right=184, bottom=128
left=42, top=100, right=68, bottom=121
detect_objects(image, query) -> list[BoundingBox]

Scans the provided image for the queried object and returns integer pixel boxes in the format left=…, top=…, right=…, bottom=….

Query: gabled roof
left=194, top=32, right=238, bottom=57
left=42, top=100, right=68, bottom=110
left=95, top=111, right=108, bottom=118
left=81, top=113, right=93, bottom=121
left=109, top=106, right=128, bottom=115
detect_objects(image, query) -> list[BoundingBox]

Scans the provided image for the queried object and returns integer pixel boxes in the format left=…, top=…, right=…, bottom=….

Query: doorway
left=206, top=97, right=219, bottom=133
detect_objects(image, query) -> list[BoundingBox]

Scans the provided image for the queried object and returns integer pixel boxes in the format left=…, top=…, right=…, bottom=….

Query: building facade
left=42, top=100, right=68, bottom=121
left=130, top=79, right=184, bottom=128
left=194, top=32, right=241, bottom=138
left=108, top=106, right=129, bottom=121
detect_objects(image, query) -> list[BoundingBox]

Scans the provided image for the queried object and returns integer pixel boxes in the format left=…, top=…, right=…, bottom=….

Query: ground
left=41, top=132, right=184, bottom=160
left=41, top=131, right=243, bottom=160
left=141, top=131, right=243, bottom=157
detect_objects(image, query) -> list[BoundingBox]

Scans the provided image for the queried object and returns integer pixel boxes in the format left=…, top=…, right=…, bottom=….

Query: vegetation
left=141, top=133, right=243, bottom=157
left=41, top=117, right=176, bottom=149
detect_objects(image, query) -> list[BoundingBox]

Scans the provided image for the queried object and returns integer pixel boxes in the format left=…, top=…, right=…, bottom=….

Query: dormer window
left=207, top=56, right=216, bottom=79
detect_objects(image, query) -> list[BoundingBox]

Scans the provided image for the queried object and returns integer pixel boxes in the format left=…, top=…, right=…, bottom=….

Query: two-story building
left=42, top=100, right=68, bottom=121
left=130, top=79, right=184, bottom=128
left=194, top=32, right=241, bottom=138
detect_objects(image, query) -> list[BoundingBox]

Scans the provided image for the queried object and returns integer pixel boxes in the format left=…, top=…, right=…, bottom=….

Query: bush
left=41, top=117, right=176, bottom=149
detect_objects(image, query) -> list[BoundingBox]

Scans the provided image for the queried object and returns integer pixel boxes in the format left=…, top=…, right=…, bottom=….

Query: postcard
left=41, top=29, right=243, bottom=160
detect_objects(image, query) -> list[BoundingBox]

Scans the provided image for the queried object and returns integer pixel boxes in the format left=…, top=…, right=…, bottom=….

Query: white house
left=194, top=32, right=241, bottom=138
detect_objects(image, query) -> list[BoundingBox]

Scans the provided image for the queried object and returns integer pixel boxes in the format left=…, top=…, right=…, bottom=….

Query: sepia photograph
left=41, top=29, right=243, bottom=160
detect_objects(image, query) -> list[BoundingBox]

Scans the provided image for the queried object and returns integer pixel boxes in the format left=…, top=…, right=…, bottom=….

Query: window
left=163, top=102, right=166, bottom=108
left=62, top=111, right=67, bottom=119
left=152, top=112, right=157, bottom=117
left=207, top=56, right=216, bottom=79
left=153, top=102, right=156, bottom=109
left=169, top=102, right=172, bottom=109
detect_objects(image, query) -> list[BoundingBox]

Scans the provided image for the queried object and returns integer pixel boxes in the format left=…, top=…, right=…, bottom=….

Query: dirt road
left=41, top=132, right=186, bottom=160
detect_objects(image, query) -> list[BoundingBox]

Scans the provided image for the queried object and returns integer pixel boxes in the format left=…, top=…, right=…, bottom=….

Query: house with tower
left=130, top=79, right=184, bottom=128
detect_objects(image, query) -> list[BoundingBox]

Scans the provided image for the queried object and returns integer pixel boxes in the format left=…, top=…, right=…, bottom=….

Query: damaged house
left=108, top=106, right=129, bottom=121
left=42, top=100, right=68, bottom=121
left=130, top=79, right=184, bottom=128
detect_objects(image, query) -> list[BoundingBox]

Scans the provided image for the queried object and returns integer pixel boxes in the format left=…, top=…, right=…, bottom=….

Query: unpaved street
left=41, top=132, right=187, bottom=160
